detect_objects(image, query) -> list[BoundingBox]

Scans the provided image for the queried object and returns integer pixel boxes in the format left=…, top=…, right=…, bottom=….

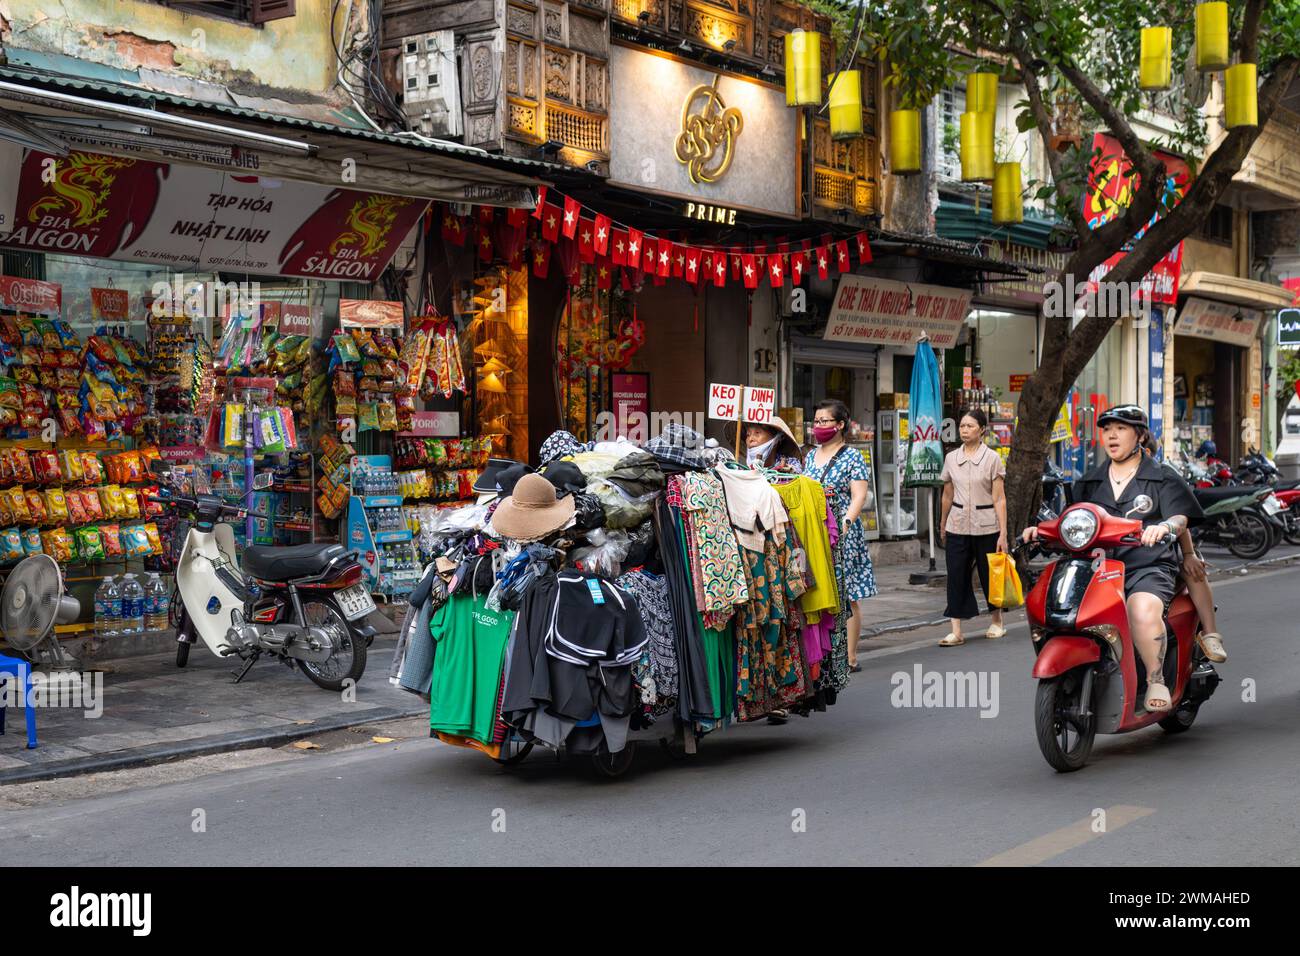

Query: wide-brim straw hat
left=727, top=414, right=803, bottom=460
left=491, top=473, right=576, bottom=541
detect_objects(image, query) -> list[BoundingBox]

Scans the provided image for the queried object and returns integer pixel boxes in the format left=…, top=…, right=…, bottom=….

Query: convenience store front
left=0, top=146, right=432, bottom=634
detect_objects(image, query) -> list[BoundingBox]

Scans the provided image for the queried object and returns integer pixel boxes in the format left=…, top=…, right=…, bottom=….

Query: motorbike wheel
left=1034, top=671, right=1096, bottom=773
left=1226, top=511, right=1272, bottom=561
left=1286, top=504, right=1300, bottom=546
left=495, top=737, right=534, bottom=767
left=1158, top=702, right=1199, bottom=734
left=298, top=598, right=368, bottom=692
left=176, top=640, right=190, bottom=668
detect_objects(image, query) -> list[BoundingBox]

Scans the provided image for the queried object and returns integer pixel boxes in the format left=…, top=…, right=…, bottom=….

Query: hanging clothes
left=652, top=495, right=715, bottom=723
left=616, top=568, right=677, bottom=705
left=733, top=531, right=810, bottom=721
left=713, top=464, right=789, bottom=552
left=775, top=475, right=839, bottom=617
left=428, top=593, right=515, bottom=745
left=675, top=472, right=749, bottom=623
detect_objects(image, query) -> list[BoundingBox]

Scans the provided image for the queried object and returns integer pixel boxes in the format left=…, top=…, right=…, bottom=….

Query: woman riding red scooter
left=1023, top=404, right=1204, bottom=712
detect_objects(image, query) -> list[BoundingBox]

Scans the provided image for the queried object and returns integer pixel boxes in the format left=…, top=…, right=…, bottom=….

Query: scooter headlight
left=1059, top=508, right=1099, bottom=550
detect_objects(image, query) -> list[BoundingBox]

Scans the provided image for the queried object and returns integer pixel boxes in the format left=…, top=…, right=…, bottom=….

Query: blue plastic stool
left=0, top=653, right=37, bottom=749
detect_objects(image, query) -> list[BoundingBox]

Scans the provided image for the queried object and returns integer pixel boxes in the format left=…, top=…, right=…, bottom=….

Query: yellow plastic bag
left=987, top=552, right=1024, bottom=608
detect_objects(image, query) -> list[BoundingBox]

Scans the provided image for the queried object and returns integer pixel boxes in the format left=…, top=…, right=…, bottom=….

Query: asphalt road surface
left=3, top=562, right=1297, bottom=866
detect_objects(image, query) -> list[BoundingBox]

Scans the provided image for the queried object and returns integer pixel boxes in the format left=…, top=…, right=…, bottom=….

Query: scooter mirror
left=1126, top=494, right=1154, bottom=518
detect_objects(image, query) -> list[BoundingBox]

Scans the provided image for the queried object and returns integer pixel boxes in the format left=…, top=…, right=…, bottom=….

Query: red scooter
left=1025, top=500, right=1221, bottom=772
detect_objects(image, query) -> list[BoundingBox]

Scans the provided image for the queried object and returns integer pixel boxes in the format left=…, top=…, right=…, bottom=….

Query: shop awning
left=1178, top=271, right=1295, bottom=311
left=870, top=230, right=1041, bottom=279
left=1175, top=271, right=1293, bottom=348
left=935, top=196, right=1064, bottom=250
left=0, top=62, right=556, bottom=206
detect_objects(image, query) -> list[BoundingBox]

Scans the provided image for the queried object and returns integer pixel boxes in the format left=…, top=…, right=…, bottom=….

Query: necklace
left=1108, top=460, right=1139, bottom=492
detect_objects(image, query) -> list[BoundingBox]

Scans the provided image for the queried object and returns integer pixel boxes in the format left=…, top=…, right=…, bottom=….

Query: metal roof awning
left=0, top=65, right=559, bottom=207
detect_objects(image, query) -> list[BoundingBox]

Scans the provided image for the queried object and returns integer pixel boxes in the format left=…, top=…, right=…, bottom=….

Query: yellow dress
left=776, top=475, right=839, bottom=620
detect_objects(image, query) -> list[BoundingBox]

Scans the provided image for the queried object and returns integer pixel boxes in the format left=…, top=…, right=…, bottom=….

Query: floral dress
left=804, top=446, right=878, bottom=602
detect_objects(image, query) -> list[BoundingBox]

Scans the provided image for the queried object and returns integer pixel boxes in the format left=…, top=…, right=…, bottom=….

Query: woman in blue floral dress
left=804, top=399, right=877, bottom=671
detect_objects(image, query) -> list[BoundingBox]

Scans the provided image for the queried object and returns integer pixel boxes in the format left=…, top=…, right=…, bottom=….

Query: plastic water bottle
left=120, top=573, right=145, bottom=635
left=94, top=577, right=121, bottom=638
left=145, top=573, right=170, bottom=632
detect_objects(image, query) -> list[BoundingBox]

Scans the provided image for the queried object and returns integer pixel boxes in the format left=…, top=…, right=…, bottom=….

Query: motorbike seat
left=1192, top=486, right=1255, bottom=505
left=243, top=543, right=349, bottom=582
left=1273, top=479, right=1300, bottom=492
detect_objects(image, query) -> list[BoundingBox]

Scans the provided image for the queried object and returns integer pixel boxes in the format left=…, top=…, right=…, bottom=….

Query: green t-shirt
left=429, top=594, right=516, bottom=744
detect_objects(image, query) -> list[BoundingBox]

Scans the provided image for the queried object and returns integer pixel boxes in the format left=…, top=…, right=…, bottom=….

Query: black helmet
left=1096, top=404, right=1149, bottom=430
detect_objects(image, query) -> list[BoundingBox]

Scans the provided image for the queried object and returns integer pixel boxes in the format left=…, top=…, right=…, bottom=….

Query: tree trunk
left=1005, top=364, right=1062, bottom=535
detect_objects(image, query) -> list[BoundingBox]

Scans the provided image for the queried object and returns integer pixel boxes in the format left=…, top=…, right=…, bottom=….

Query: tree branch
left=1240, top=0, right=1266, bottom=65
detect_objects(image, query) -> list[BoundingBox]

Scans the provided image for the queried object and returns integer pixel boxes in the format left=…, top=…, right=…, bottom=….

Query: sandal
left=938, top=633, right=965, bottom=647
left=1197, top=632, right=1228, bottom=663
left=1144, top=678, right=1173, bottom=713
left=986, top=623, right=1008, bottom=640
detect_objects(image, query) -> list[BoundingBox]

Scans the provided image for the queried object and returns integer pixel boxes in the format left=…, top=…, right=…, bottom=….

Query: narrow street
left=3, top=561, right=1295, bottom=867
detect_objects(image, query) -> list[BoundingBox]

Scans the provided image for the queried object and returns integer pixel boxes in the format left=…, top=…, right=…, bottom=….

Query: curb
left=0, top=702, right=428, bottom=786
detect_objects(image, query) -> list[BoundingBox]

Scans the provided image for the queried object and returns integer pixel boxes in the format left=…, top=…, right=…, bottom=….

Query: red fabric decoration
left=441, top=209, right=466, bottom=246
left=670, top=244, right=686, bottom=279
left=835, top=240, right=851, bottom=273
left=593, top=214, right=611, bottom=256
left=540, top=203, right=563, bottom=242
left=741, top=253, right=759, bottom=289
left=790, top=251, right=808, bottom=286
left=713, top=252, right=728, bottom=287
left=477, top=226, right=494, bottom=262
left=640, top=235, right=657, bottom=274
left=656, top=240, right=672, bottom=277
left=532, top=186, right=547, bottom=218
left=555, top=237, right=581, bottom=286
left=855, top=231, right=873, bottom=264
left=815, top=245, right=830, bottom=280
left=685, top=247, right=702, bottom=283
left=507, top=208, right=528, bottom=228
left=626, top=228, right=643, bottom=267
left=531, top=242, right=551, bottom=278
left=595, top=257, right=613, bottom=289
left=577, top=217, right=596, bottom=263
left=477, top=205, right=495, bottom=228
left=730, top=246, right=742, bottom=281
left=562, top=195, right=581, bottom=239
left=768, top=252, right=786, bottom=287
left=611, top=228, right=629, bottom=266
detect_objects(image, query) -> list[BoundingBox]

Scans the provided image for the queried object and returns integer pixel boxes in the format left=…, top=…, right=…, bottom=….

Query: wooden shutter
left=251, top=0, right=295, bottom=23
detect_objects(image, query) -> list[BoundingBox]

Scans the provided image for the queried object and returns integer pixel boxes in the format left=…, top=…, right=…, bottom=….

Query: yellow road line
left=975, top=805, right=1156, bottom=866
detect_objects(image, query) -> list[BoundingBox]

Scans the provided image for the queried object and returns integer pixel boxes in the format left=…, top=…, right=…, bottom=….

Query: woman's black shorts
left=1124, top=566, right=1178, bottom=609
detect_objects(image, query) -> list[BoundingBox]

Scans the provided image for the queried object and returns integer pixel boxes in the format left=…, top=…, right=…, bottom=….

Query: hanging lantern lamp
left=1139, top=26, right=1172, bottom=91
left=1225, top=62, right=1258, bottom=128
left=785, top=30, right=822, bottom=106
left=1195, top=3, right=1230, bottom=72
left=959, top=110, right=995, bottom=182
left=889, top=109, right=922, bottom=175
left=967, top=71, right=999, bottom=113
left=992, top=162, right=1023, bottom=224
left=828, top=68, right=864, bottom=139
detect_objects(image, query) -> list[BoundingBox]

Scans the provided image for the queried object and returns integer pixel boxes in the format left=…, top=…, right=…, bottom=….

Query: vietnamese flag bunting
left=671, top=244, right=686, bottom=279
left=741, top=254, right=759, bottom=289
left=477, top=227, right=494, bottom=262
left=855, top=231, right=873, bottom=264
left=768, top=252, right=786, bottom=287
left=611, top=228, right=629, bottom=266
left=577, top=217, right=596, bottom=263
left=507, top=207, right=528, bottom=228
left=562, top=196, right=581, bottom=239
left=626, top=228, right=643, bottom=267
left=595, top=257, right=613, bottom=290
left=657, top=240, right=672, bottom=277
left=835, top=240, right=851, bottom=273
left=713, top=252, right=728, bottom=287
left=441, top=208, right=466, bottom=246
left=531, top=242, right=551, bottom=278
left=815, top=245, right=830, bottom=280
left=685, top=247, right=702, bottom=283
left=532, top=186, right=547, bottom=218
left=790, top=250, right=808, bottom=286
left=540, top=203, right=562, bottom=242
left=730, top=246, right=742, bottom=281
left=477, top=205, right=495, bottom=229
left=640, top=235, right=657, bottom=273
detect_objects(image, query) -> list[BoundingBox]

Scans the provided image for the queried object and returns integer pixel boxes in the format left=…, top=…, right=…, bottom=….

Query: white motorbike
left=151, top=461, right=376, bottom=690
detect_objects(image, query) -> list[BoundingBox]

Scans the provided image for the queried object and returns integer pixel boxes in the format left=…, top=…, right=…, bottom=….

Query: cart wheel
left=591, top=741, right=637, bottom=778
left=495, top=738, right=534, bottom=767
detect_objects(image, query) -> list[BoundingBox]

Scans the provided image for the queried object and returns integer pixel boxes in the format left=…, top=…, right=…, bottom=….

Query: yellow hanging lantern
left=1225, top=62, right=1258, bottom=128
left=1195, top=2, right=1230, bottom=72
left=1140, top=26, right=1172, bottom=91
left=960, top=110, right=994, bottom=182
left=828, top=68, right=863, bottom=139
left=967, top=72, right=999, bottom=114
left=785, top=30, right=822, bottom=107
left=889, top=109, right=921, bottom=175
left=992, top=162, right=1023, bottom=224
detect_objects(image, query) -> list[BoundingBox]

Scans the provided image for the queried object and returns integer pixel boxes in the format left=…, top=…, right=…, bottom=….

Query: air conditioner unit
left=400, top=30, right=461, bottom=138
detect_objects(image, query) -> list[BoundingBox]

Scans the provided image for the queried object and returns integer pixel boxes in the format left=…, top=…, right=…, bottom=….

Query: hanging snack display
left=330, top=328, right=406, bottom=435
left=314, top=433, right=355, bottom=520
left=393, top=436, right=491, bottom=505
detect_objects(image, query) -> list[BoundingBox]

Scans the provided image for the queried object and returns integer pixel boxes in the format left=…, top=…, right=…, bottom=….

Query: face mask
left=747, top=437, right=777, bottom=466
left=813, top=424, right=840, bottom=444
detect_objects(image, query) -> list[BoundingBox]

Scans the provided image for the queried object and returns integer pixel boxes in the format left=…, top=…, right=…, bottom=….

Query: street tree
left=859, top=0, right=1300, bottom=530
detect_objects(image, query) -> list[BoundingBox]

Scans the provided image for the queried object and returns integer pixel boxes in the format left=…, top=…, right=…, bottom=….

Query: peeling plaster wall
left=0, top=0, right=348, bottom=97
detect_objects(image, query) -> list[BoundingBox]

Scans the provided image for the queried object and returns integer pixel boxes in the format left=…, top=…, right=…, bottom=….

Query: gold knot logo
left=674, top=78, right=743, bottom=184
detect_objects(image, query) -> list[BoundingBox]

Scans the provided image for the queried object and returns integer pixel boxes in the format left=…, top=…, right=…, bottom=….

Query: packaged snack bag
left=25, top=490, right=47, bottom=524
left=100, top=522, right=123, bottom=558
left=81, top=452, right=104, bottom=484
left=61, top=450, right=84, bottom=484
left=224, top=403, right=244, bottom=447
left=45, top=487, right=69, bottom=523
left=1, top=527, right=25, bottom=561
left=13, top=366, right=37, bottom=384
left=121, top=524, right=151, bottom=558
left=65, top=490, right=87, bottom=524
left=31, top=450, right=60, bottom=485
left=6, top=487, right=30, bottom=523
left=143, top=522, right=162, bottom=555
left=376, top=402, right=398, bottom=432
left=0, top=493, right=11, bottom=525
left=0, top=377, right=20, bottom=408
left=351, top=329, right=377, bottom=356
left=140, top=487, right=164, bottom=517
left=22, top=527, right=43, bottom=555
left=79, top=488, right=104, bottom=521
left=58, top=349, right=79, bottom=368
left=99, top=485, right=124, bottom=519
left=333, top=333, right=361, bottom=365
left=120, top=488, right=140, bottom=519
left=74, top=525, right=105, bottom=562
left=79, top=411, right=107, bottom=442
left=358, top=403, right=378, bottom=431
left=36, top=320, right=61, bottom=350
left=39, top=529, right=72, bottom=561
left=10, top=449, right=34, bottom=484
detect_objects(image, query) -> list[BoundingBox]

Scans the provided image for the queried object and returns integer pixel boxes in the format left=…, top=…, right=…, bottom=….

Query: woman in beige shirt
left=938, top=409, right=1009, bottom=646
